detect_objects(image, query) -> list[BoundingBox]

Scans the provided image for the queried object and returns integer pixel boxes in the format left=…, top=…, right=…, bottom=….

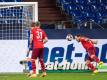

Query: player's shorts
left=86, top=47, right=96, bottom=61
left=31, top=48, right=44, bottom=59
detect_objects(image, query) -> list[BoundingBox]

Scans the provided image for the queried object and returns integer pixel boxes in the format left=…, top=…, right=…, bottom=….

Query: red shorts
left=86, top=47, right=96, bottom=61
left=31, top=48, right=44, bottom=59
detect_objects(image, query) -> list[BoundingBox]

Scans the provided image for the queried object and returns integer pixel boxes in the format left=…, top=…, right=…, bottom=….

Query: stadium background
left=0, top=0, right=107, bottom=80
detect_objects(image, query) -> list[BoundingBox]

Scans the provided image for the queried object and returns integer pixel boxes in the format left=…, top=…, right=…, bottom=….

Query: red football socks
left=39, top=59, right=46, bottom=72
left=31, top=59, right=36, bottom=74
left=87, top=63, right=96, bottom=71
left=92, top=56, right=100, bottom=63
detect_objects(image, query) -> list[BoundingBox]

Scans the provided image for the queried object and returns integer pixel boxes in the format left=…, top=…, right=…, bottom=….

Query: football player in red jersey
left=75, top=34, right=103, bottom=74
left=29, top=21, right=48, bottom=78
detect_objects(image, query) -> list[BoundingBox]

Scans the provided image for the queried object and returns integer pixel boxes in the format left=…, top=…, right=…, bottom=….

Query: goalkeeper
left=20, top=29, right=33, bottom=73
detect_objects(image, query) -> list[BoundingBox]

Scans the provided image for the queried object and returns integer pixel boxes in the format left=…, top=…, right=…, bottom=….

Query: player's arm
left=30, top=33, right=33, bottom=46
left=83, top=38, right=98, bottom=44
left=90, top=40, right=98, bottom=44
left=43, top=37, right=48, bottom=44
left=43, top=31, right=48, bottom=44
left=26, top=33, right=33, bottom=58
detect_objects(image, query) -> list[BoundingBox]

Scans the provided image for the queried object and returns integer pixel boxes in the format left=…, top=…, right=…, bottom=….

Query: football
left=66, top=34, right=73, bottom=41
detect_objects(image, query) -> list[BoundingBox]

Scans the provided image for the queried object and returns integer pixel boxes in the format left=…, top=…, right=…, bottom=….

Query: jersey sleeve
left=42, top=30, right=47, bottom=39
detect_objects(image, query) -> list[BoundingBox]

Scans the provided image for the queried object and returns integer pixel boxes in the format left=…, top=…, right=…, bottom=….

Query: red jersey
left=31, top=27, right=47, bottom=48
left=80, top=37, right=94, bottom=50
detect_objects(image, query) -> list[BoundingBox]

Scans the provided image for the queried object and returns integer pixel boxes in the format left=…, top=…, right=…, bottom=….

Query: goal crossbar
left=0, top=2, right=38, bottom=21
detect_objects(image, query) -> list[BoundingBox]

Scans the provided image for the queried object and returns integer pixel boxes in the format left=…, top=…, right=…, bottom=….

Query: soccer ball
left=66, top=34, right=73, bottom=41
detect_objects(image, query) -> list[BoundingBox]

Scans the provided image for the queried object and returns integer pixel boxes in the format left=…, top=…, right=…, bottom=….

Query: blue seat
left=62, top=3, right=69, bottom=13
left=56, top=0, right=106, bottom=24
left=78, top=4, right=87, bottom=11
left=74, top=16, right=86, bottom=24
left=87, top=0, right=100, bottom=4
left=78, top=4, right=90, bottom=11
left=95, top=12, right=102, bottom=19
left=57, top=0, right=71, bottom=7
left=97, top=4, right=106, bottom=11
left=90, top=5, right=97, bottom=12
left=86, top=0, right=101, bottom=4
left=72, top=0, right=88, bottom=4
left=70, top=10, right=82, bottom=17
left=68, top=4, right=79, bottom=11
left=62, top=0, right=71, bottom=3
left=83, top=11, right=103, bottom=24
left=102, top=0, right=107, bottom=4
left=93, top=17, right=103, bottom=24
left=81, top=4, right=97, bottom=12
left=99, top=10, right=107, bottom=18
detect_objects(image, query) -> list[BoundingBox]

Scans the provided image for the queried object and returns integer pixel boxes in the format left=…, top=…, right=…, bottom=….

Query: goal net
left=0, top=2, right=38, bottom=40
left=0, top=2, right=38, bottom=73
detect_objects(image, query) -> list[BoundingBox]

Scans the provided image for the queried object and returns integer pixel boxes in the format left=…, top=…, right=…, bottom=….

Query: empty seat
left=74, top=0, right=86, bottom=4
left=74, top=16, right=86, bottom=24
left=56, top=0, right=107, bottom=24
left=102, top=0, right=107, bottom=4
left=68, top=4, right=79, bottom=11
left=62, top=3, right=69, bottom=13
left=78, top=4, right=90, bottom=11
left=99, top=10, right=107, bottom=18
left=62, top=0, right=71, bottom=3
left=69, top=10, right=82, bottom=17
left=98, top=4, right=107, bottom=11
left=57, top=0, right=71, bottom=7
left=90, top=5, right=97, bottom=12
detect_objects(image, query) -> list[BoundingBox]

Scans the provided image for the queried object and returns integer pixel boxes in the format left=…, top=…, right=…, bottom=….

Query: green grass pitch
left=0, top=73, right=107, bottom=80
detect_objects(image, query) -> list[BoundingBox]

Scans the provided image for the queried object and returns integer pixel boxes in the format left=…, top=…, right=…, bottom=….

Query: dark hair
left=31, top=21, right=41, bottom=27
left=76, top=34, right=81, bottom=37
left=31, top=22, right=36, bottom=27
left=35, top=21, right=41, bottom=27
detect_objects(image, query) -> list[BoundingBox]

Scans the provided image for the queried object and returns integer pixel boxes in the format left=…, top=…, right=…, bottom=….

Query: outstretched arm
left=81, top=37, right=98, bottom=44
left=91, top=40, right=98, bottom=44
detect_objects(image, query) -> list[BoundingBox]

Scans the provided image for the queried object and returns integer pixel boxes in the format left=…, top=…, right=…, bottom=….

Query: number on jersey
left=36, top=31, right=42, bottom=41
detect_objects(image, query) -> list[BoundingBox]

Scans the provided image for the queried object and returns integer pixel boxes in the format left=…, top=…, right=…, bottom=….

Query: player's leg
left=88, top=48, right=100, bottom=63
left=30, top=49, right=39, bottom=78
left=86, top=58, right=97, bottom=74
left=28, top=61, right=32, bottom=71
left=90, top=55, right=100, bottom=63
left=39, top=48, right=46, bottom=77
left=88, top=48, right=103, bottom=66
left=26, top=61, right=33, bottom=77
left=90, top=55, right=103, bottom=67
